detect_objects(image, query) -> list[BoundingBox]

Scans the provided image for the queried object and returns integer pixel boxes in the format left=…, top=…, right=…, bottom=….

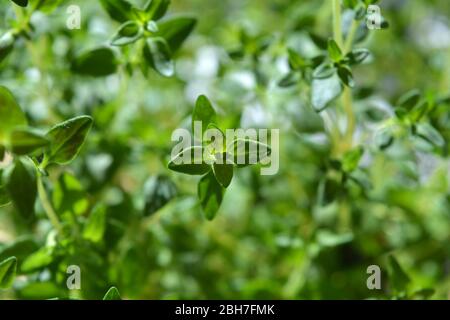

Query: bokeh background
left=1, top=0, right=450, bottom=299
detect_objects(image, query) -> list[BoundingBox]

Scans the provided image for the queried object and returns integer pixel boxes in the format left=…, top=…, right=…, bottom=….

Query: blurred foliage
left=0, top=0, right=450, bottom=300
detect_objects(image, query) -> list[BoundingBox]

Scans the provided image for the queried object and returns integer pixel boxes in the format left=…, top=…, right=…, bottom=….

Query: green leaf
left=52, top=172, right=89, bottom=220
left=311, top=73, right=343, bottom=111
left=156, top=16, right=196, bottom=53
left=143, top=37, right=174, bottom=77
left=342, top=146, right=364, bottom=172
left=375, top=128, right=394, bottom=150
left=111, top=21, right=143, bottom=46
left=387, top=255, right=410, bottom=293
left=327, top=39, right=342, bottom=62
left=198, top=171, right=224, bottom=220
left=5, top=158, right=37, bottom=221
left=20, top=248, right=53, bottom=273
left=316, top=230, right=354, bottom=247
left=10, top=0, right=28, bottom=7
left=0, top=169, right=11, bottom=207
left=32, top=0, right=65, bottom=13
left=346, top=48, right=370, bottom=65
left=143, top=175, right=177, bottom=216
left=0, top=86, right=27, bottom=143
left=103, top=286, right=121, bottom=300
left=8, top=128, right=49, bottom=155
left=278, top=72, right=301, bottom=88
left=416, top=123, right=445, bottom=148
left=192, top=95, right=217, bottom=136
left=212, top=155, right=233, bottom=188
left=337, top=65, right=355, bottom=87
left=0, top=256, right=17, bottom=289
left=287, top=48, right=306, bottom=70
left=0, top=236, right=39, bottom=263
left=144, top=0, right=171, bottom=21
left=71, top=47, right=118, bottom=77
left=230, top=139, right=272, bottom=167
left=397, top=89, right=421, bottom=110
left=0, top=31, right=15, bottom=64
left=313, top=63, right=336, bottom=79
left=168, top=146, right=211, bottom=175
left=83, top=205, right=107, bottom=243
left=45, top=116, right=93, bottom=165
left=99, top=0, right=133, bottom=22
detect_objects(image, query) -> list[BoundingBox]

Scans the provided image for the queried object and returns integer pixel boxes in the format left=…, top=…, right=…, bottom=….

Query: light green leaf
left=311, top=73, right=343, bottom=111
left=0, top=256, right=17, bottom=289
left=0, top=86, right=27, bottom=143
left=342, top=146, right=364, bottom=172
left=21, top=248, right=53, bottom=273
left=327, top=39, right=342, bottom=62
left=44, top=115, right=93, bottom=165
left=198, top=171, right=224, bottom=220
left=416, top=123, right=445, bottom=148
left=83, top=205, right=107, bottom=243
left=8, top=128, right=49, bottom=155
left=143, top=37, right=174, bottom=77
left=230, top=139, right=272, bottom=167
left=103, top=286, right=121, bottom=300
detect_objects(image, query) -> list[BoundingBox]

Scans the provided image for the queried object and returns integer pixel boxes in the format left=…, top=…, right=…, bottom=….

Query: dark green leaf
left=99, top=0, right=133, bottom=22
left=313, top=63, right=336, bottom=79
left=45, top=115, right=93, bottom=165
left=192, top=95, right=217, bottom=136
left=71, top=47, right=118, bottom=77
left=337, top=65, right=355, bottom=87
left=230, top=139, right=272, bottom=167
left=111, top=21, right=143, bottom=46
left=287, top=48, right=306, bottom=70
left=9, top=128, right=49, bottom=155
left=156, top=16, right=196, bottom=53
left=397, top=89, right=421, bottom=110
left=387, top=255, right=410, bottom=293
left=10, top=0, right=28, bottom=7
left=212, top=155, right=233, bottom=188
left=278, top=72, right=301, bottom=88
left=144, top=0, right=171, bottom=21
left=143, top=37, right=174, bottom=77
left=346, top=48, right=370, bottom=65
left=103, top=286, right=121, bottom=300
left=0, top=31, right=15, bottom=64
left=168, top=146, right=211, bottom=175
left=198, top=171, right=224, bottom=220
left=143, top=175, right=177, bottom=216
left=0, top=256, right=17, bottom=289
left=5, top=159, right=37, bottom=221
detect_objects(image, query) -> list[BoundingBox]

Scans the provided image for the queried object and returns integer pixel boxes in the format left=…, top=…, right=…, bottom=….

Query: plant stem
left=332, top=0, right=344, bottom=48
left=344, top=19, right=359, bottom=54
left=37, top=174, right=63, bottom=234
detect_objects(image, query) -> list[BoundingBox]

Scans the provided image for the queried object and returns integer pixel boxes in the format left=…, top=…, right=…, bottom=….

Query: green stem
left=37, top=174, right=63, bottom=234
left=332, top=0, right=344, bottom=48
left=344, top=19, right=359, bottom=54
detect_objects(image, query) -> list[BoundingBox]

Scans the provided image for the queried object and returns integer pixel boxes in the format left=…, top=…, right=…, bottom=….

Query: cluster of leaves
left=168, top=95, right=271, bottom=220
left=70, top=0, right=196, bottom=77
